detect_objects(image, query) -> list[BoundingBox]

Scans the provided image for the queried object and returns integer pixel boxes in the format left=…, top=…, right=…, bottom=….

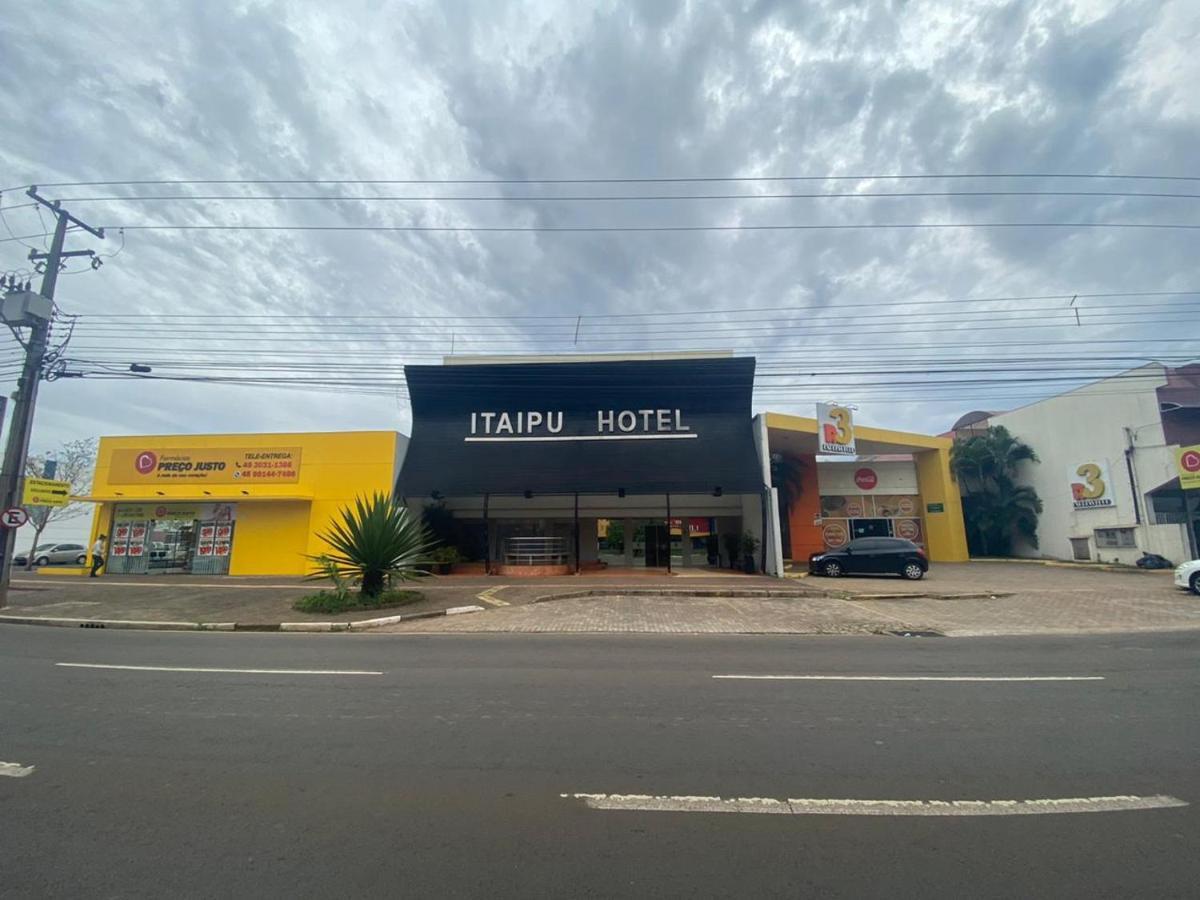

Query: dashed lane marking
left=475, top=587, right=510, bottom=607
left=56, top=663, right=382, bottom=676
left=713, top=675, right=1105, bottom=682
left=562, top=793, right=1186, bottom=816
left=0, top=761, right=35, bottom=778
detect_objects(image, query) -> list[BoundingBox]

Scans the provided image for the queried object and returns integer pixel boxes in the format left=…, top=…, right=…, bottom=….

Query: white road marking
left=0, top=761, right=35, bottom=778
left=562, top=793, right=1187, bottom=816
left=712, top=675, right=1105, bottom=682
left=56, top=663, right=382, bottom=676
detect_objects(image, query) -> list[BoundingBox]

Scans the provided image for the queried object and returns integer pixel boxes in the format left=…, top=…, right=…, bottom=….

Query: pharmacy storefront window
left=108, top=503, right=237, bottom=575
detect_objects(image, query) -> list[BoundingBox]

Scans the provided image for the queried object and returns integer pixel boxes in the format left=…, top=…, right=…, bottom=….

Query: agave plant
left=309, top=493, right=435, bottom=597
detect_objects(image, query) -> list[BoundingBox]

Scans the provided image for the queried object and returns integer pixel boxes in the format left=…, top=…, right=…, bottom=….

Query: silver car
left=13, top=542, right=89, bottom=567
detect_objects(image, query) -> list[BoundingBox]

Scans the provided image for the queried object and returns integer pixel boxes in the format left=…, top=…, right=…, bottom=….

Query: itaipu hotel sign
left=467, top=408, right=695, bottom=442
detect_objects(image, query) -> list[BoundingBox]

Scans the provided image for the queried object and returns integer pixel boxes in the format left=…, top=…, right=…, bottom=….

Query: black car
left=809, top=537, right=928, bottom=580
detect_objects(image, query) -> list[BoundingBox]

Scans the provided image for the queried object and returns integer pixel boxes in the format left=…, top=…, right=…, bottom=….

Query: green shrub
left=307, top=492, right=435, bottom=597
left=292, top=588, right=424, bottom=615
left=430, top=545, right=463, bottom=565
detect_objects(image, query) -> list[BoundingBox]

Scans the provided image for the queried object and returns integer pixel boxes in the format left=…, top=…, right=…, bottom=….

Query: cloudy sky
left=1, top=0, right=1198, bottom=538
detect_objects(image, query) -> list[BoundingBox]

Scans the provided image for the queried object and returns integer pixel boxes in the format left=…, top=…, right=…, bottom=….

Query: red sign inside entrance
left=853, top=468, right=878, bottom=490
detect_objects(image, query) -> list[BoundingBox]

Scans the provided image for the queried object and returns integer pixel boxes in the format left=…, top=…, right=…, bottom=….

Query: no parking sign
left=2, top=507, right=30, bottom=528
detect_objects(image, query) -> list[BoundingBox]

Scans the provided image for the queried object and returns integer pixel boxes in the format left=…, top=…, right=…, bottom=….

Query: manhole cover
left=889, top=629, right=944, bottom=638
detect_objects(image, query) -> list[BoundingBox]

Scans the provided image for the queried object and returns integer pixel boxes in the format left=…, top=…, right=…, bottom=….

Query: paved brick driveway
left=387, top=593, right=917, bottom=635
left=389, top=562, right=1199, bottom=636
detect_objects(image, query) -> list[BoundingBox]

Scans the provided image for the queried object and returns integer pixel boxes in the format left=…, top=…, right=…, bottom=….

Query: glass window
left=851, top=538, right=883, bottom=551
left=1094, top=528, right=1136, bottom=549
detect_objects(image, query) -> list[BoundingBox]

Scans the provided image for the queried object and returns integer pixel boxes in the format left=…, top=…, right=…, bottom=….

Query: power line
left=10, top=172, right=1200, bottom=191
left=65, top=304, right=1199, bottom=336
left=57, top=317, right=1200, bottom=346
left=73, top=290, right=1200, bottom=320
left=6, top=221, right=1200, bottom=245
left=36, top=190, right=1200, bottom=203
left=87, top=221, right=1200, bottom=234
left=69, top=295, right=1200, bottom=325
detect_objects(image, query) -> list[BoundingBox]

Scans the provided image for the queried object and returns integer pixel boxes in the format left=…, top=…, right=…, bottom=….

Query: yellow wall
left=87, top=431, right=402, bottom=577
left=229, top=501, right=312, bottom=576
left=914, top=447, right=970, bottom=562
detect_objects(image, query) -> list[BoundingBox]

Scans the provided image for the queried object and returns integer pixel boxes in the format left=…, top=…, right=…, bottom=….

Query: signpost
left=21, top=477, right=71, bottom=508
left=1, top=507, right=29, bottom=529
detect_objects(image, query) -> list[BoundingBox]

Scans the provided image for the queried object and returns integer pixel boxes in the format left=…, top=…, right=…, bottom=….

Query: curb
left=532, top=587, right=821, bottom=603
left=0, top=614, right=235, bottom=631
left=280, top=604, right=488, bottom=633
left=837, top=591, right=1015, bottom=601
left=0, top=604, right=488, bottom=634
left=972, top=557, right=1167, bottom=574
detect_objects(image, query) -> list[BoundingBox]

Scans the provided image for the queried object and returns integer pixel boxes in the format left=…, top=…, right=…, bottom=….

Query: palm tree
left=951, top=425, right=1038, bottom=491
left=969, top=478, right=1043, bottom=556
left=770, top=453, right=807, bottom=559
left=951, top=426, right=1042, bottom=557
left=310, top=492, right=435, bottom=597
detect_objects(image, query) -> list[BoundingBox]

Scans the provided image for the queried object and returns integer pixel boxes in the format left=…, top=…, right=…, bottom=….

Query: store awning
left=397, top=357, right=764, bottom=497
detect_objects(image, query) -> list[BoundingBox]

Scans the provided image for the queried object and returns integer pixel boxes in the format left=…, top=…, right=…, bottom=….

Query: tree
left=604, top=520, right=624, bottom=550
left=951, top=426, right=1042, bottom=556
left=769, top=453, right=807, bottom=559
left=22, top=438, right=97, bottom=570
left=310, top=493, right=435, bottom=597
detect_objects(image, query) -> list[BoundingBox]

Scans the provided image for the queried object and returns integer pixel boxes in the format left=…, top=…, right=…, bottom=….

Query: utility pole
left=0, top=188, right=103, bottom=607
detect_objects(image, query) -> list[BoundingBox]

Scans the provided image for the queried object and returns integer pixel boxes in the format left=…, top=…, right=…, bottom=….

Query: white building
left=952, top=363, right=1200, bottom=565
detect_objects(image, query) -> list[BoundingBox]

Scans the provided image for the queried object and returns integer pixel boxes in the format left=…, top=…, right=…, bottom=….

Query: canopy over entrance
left=397, top=356, right=764, bottom=498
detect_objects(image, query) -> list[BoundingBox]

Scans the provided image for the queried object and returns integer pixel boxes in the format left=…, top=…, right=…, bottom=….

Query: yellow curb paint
left=476, top=587, right=510, bottom=607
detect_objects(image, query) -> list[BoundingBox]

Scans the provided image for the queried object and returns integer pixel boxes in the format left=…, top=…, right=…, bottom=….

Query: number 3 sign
left=1068, top=461, right=1116, bottom=510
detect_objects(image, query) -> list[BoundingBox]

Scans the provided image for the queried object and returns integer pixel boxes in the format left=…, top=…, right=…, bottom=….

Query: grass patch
left=292, top=588, right=424, bottom=616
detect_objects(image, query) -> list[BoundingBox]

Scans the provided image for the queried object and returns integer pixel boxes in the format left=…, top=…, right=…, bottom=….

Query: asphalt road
left=2, top=626, right=1198, bottom=898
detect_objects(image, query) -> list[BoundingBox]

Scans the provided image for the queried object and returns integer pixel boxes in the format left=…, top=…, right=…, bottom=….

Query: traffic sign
left=2, top=507, right=29, bottom=528
left=22, top=477, right=71, bottom=508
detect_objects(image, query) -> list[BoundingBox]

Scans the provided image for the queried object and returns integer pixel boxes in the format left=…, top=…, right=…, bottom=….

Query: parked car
left=149, top=542, right=190, bottom=565
left=1174, top=559, right=1200, bottom=595
left=13, top=542, right=89, bottom=567
left=809, top=537, right=928, bottom=580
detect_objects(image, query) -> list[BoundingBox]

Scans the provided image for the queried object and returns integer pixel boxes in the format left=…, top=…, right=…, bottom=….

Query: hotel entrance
left=596, top=516, right=734, bottom=569
left=397, top=356, right=770, bottom=575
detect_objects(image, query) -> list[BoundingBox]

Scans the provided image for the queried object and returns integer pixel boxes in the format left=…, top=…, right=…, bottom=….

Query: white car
left=1174, top=559, right=1200, bottom=595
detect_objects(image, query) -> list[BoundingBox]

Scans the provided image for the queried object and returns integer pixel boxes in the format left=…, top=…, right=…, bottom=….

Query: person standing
left=90, top=534, right=106, bottom=577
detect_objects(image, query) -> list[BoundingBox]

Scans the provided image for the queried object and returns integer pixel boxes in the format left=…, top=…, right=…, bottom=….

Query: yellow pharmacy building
left=85, top=432, right=405, bottom=576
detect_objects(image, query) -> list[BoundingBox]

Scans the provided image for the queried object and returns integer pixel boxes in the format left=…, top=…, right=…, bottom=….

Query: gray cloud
left=0, top=0, right=1196, bottom=472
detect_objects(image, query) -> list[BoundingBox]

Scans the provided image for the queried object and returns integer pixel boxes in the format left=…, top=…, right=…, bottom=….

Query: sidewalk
left=0, top=571, right=797, bottom=628
left=1, top=562, right=1194, bottom=635
left=2, top=575, right=468, bottom=626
